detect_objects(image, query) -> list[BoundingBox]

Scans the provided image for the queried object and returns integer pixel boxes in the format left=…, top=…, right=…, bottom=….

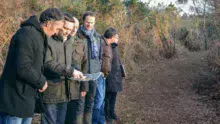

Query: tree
left=209, top=0, right=220, bottom=39
left=181, top=13, right=188, bottom=19
left=187, top=0, right=211, bottom=50
left=176, top=0, right=188, bottom=4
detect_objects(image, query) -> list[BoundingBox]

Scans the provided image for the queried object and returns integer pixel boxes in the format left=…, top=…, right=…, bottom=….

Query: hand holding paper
left=69, top=72, right=102, bottom=81
left=72, top=69, right=86, bottom=79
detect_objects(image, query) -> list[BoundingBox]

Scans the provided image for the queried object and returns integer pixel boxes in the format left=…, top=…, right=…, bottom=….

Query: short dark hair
left=82, top=11, right=96, bottom=21
left=39, top=8, right=64, bottom=23
left=63, top=12, right=75, bottom=23
left=104, top=27, right=117, bottom=39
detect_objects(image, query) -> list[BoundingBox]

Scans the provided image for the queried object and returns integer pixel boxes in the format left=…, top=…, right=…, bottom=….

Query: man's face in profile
left=47, top=20, right=64, bottom=37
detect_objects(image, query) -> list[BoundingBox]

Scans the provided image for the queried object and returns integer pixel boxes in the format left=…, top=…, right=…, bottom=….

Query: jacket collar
left=102, top=36, right=110, bottom=46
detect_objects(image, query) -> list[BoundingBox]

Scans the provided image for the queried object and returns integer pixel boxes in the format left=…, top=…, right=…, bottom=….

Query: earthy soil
left=115, top=48, right=220, bottom=124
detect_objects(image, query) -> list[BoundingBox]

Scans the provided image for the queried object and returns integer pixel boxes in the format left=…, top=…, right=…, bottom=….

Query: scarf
left=80, top=25, right=98, bottom=59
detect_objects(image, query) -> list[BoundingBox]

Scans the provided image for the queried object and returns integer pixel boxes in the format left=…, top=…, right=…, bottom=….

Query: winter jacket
left=76, top=28, right=102, bottom=74
left=43, top=36, right=74, bottom=104
left=106, top=43, right=123, bottom=92
left=101, top=36, right=113, bottom=76
left=68, top=36, right=88, bottom=100
left=0, top=15, right=47, bottom=117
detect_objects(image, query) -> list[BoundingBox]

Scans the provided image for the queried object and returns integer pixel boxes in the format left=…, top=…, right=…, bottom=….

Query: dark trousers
left=104, top=92, right=117, bottom=118
left=66, top=81, right=96, bottom=124
left=41, top=102, right=67, bottom=124
left=84, top=81, right=97, bottom=113
left=65, top=99, right=84, bottom=124
left=66, top=81, right=97, bottom=124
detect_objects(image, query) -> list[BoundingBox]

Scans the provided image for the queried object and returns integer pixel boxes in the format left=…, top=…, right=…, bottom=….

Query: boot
left=110, top=110, right=119, bottom=121
left=109, top=92, right=119, bottom=121
left=105, top=95, right=112, bottom=122
left=76, top=115, right=82, bottom=124
left=83, top=113, right=92, bottom=124
left=105, top=108, right=112, bottom=122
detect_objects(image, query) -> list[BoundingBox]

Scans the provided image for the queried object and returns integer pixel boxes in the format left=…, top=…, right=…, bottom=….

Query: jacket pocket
left=15, top=79, right=35, bottom=96
left=75, top=47, right=84, bottom=55
left=22, top=82, right=37, bottom=97
left=69, top=81, right=80, bottom=100
left=43, top=80, right=66, bottom=101
left=72, top=44, right=84, bottom=67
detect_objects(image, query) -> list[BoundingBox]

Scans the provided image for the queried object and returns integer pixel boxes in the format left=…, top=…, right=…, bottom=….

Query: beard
left=52, top=30, right=64, bottom=41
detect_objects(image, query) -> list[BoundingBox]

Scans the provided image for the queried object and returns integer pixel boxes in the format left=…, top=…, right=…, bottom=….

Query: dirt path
left=117, top=50, right=220, bottom=124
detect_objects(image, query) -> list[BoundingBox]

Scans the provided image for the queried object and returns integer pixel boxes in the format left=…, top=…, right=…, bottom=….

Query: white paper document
left=68, top=72, right=102, bottom=81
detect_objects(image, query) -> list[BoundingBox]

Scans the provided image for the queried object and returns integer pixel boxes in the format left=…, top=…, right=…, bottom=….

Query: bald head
left=70, top=17, right=79, bottom=37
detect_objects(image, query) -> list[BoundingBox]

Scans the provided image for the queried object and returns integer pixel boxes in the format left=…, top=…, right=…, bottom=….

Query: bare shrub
left=207, top=41, right=220, bottom=82
left=0, top=0, right=24, bottom=75
left=0, top=0, right=49, bottom=75
left=179, top=27, right=202, bottom=51
left=0, top=0, right=180, bottom=75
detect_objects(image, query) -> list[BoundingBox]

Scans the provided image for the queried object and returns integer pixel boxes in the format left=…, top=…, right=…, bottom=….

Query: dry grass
left=0, top=0, right=180, bottom=76
left=178, top=28, right=202, bottom=52
left=0, top=0, right=51, bottom=75
left=0, top=0, right=24, bottom=74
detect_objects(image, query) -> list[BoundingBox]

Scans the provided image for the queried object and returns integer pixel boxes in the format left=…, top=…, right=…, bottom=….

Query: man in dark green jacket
left=0, top=8, right=64, bottom=124
left=42, top=13, right=85, bottom=124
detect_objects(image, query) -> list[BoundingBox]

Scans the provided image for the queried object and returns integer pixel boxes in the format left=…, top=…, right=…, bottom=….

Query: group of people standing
left=0, top=7, right=125, bottom=124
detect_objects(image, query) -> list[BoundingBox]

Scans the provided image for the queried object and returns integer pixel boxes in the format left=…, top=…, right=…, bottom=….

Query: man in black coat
left=0, top=8, right=65, bottom=124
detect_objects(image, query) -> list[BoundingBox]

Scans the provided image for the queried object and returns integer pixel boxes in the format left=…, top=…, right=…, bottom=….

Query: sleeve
left=80, top=81, right=89, bottom=92
left=99, top=37, right=103, bottom=65
left=82, top=42, right=88, bottom=73
left=44, top=41, right=73, bottom=77
left=16, top=32, right=45, bottom=89
left=101, top=43, right=112, bottom=75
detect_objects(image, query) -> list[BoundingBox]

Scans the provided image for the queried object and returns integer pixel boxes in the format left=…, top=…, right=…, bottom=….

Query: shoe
left=83, top=113, right=92, bottom=124
left=111, top=113, right=119, bottom=120
left=76, top=115, right=82, bottom=124
left=110, top=110, right=119, bottom=120
left=106, top=118, right=113, bottom=124
left=105, top=115, right=113, bottom=122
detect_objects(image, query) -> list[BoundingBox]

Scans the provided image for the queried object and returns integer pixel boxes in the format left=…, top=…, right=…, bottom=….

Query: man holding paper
left=42, top=12, right=84, bottom=124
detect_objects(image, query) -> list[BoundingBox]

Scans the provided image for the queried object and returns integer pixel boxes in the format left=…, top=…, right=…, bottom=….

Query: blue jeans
left=0, top=112, right=5, bottom=124
left=41, top=102, right=67, bottom=124
left=0, top=112, right=32, bottom=124
left=92, top=76, right=105, bottom=124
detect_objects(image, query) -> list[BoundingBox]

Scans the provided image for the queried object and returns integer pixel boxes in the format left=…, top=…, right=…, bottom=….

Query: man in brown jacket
left=101, top=28, right=115, bottom=76
left=65, top=17, right=89, bottom=124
